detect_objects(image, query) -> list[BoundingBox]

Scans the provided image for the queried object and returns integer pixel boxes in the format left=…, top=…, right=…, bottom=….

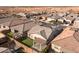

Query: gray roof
left=0, top=17, right=12, bottom=24
left=9, top=17, right=32, bottom=27
left=24, top=21, right=37, bottom=31
left=68, top=13, right=78, bottom=18
left=28, top=25, right=53, bottom=40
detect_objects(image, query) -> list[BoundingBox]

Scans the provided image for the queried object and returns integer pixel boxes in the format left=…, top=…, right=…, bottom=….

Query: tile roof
left=28, top=25, right=52, bottom=40
left=53, top=27, right=75, bottom=41
left=9, top=17, right=32, bottom=27
left=0, top=17, right=12, bottom=24
left=0, top=17, right=31, bottom=27
left=10, top=18, right=25, bottom=27
left=24, top=21, right=37, bottom=32
left=52, top=27, right=79, bottom=52
left=64, top=15, right=75, bottom=21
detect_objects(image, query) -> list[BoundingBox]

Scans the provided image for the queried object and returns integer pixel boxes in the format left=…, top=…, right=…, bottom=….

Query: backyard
left=7, top=31, right=33, bottom=47
left=7, top=31, right=14, bottom=38
left=20, top=37, right=33, bottom=47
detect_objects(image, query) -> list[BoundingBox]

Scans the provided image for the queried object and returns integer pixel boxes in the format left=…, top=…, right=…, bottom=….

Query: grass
left=7, top=32, right=14, bottom=38
left=21, top=37, right=33, bottom=47
left=7, top=32, right=33, bottom=47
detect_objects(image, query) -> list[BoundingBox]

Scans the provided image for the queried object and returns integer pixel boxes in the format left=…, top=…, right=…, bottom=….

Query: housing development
left=0, top=6, right=79, bottom=53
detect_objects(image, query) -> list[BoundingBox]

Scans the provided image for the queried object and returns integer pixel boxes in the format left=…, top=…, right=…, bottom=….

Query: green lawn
left=21, top=37, right=33, bottom=47
left=7, top=32, right=14, bottom=38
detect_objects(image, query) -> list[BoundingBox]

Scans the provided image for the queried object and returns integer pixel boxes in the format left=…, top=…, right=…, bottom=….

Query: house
left=0, top=17, right=12, bottom=26
left=68, top=13, right=78, bottom=19
left=27, top=25, right=53, bottom=51
left=0, top=15, right=37, bottom=37
left=51, top=27, right=79, bottom=53
left=73, top=19, right=79, bottom=29
left=63, top=13, right=77, bottom=24
left=27, top=24, right=63, bottom=51
left=9, top=18, right=37, bottom=38
left=57, top=12, right=66, bottom=17
left=63, top=15, right=75, bottom=24
left=24, top=22, right=37, bottom=32
left=45, top=14, right=62, bottom=23
left=28, top=25, right=53, bottom=41
left=16, top=13, right=26, bottom=17
left=9, top=18, right=26, bottom=35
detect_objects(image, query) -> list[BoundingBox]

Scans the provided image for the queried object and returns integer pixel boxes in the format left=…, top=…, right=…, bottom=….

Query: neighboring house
left=51, top=27, right=79, bottom=53
left=0, top=16, right=37, bottom=37
left=63, top=15, right=75, bottom=24
left=16, top=13, right=26, bottom=17
left=68, top=13, right=78, bottom=19
left=45, top=14, right=61, bottom=23
left=0, top=17, right=12, bottom=26
left=57, top=12, right=66, bottom=17
left=73, top=19, right=79, bottom=29
left=9, top=18, right=26, bottom=35
left=0, top=17, right=17, bottom=32
left=64, top=13, right=77, bottom=23
left=9, top=18, right=37, bottom=37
